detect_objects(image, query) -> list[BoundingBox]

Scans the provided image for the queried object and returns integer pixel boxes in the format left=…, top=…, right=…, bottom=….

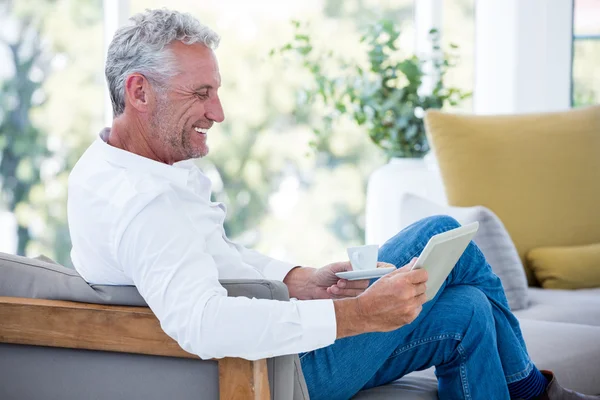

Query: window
left=0, top=1, right=104, bottom=264
left=442, top=0, right=475, bottom=111
left=572, top=0, right=600, bottom=107
left=126, top=0, right=417, bottom=266
left=0, top=1, right=478, bottom=268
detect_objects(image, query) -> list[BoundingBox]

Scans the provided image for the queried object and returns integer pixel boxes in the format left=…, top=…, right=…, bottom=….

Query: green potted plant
left=274, top=19, right=470, bottom=159
left=275, top=19, right=471, bottom=244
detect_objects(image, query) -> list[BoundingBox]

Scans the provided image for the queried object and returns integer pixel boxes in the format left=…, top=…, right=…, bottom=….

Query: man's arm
left=227, top=233, right=371, bottom=301
left=284, top=260, right=430, bottom=339
left=116, top=192, right=337, bottom=360
left=332, top=298, right=369, bottom=338
left=226, top=240, right=301, bottom=282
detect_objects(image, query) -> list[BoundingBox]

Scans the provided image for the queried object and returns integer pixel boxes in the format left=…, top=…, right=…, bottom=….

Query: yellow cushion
left=425, top=106, right=600, bottom=285
left=527, top=243, right=600, bottom=289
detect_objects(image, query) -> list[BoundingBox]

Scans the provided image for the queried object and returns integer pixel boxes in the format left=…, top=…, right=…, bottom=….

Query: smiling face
left=148, top=41, right=224, bottom=163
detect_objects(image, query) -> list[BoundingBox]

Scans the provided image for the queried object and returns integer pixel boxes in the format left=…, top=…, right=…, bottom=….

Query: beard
left=150, top=93, right=208, bottom=161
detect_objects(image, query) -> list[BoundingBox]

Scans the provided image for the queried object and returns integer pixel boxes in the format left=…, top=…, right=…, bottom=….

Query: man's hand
left=312, top=261, right=396, bottom=299
left=282, top=261, right=395, bottom=300
left=334, top=258, right=429, bottom=338
left=355, top=258, right=428, bottom=331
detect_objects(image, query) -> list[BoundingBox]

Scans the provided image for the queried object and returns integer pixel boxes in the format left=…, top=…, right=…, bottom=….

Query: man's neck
left=107, top=118, right=170, bottom=164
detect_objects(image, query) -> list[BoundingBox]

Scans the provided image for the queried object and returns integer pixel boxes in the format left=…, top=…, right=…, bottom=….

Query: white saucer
left=335, top=267, right=396, bottom=281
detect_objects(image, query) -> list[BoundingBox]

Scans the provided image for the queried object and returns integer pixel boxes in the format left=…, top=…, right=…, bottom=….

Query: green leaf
left=335, top=102, right=347, bottom=113
left=355, top=111, right=367, bottom=125
left=298, top=45, right=313, bottom=55
left=404, top=124, right=418, bottom=139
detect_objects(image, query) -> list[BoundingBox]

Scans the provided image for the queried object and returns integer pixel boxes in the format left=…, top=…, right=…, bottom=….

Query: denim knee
left=451, top=286, right=495, bottom=337
left=417, top=215, right=461, bottom=233
left=379, top=214, right=464, bottom=267
left=391, top=215, right=460, bottom=244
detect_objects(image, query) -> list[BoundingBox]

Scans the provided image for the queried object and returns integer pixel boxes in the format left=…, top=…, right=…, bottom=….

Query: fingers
left=386, top=264, right=427, bottom=283
left=414, top=282, right=427, bottom=297
left=373, top=257, right=423, bottom=276
left=394, top=257, right=418, bottom=273
left=336, top=279, right=369, bottom=290
left=327, top=286, right=366, bottom=298
left=396, top=265, right=411, bottom=273
left=406, top=268, right=428, bottom=284
left=414, top=292, right=427, bottom=306
left=336, top=261, right=353, bottom=272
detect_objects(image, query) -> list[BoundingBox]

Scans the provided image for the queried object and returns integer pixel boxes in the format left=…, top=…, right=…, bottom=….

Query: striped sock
left=507, top=367, right=548, bottom=400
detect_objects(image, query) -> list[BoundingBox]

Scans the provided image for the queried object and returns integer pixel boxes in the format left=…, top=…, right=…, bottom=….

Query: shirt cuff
left=262, top=259, right=298, bottom=281
left=296, top=299, right=337, bottom=350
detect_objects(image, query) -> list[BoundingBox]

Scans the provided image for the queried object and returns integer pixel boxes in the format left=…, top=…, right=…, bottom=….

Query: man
left=67, top=8, right=595, bottom=400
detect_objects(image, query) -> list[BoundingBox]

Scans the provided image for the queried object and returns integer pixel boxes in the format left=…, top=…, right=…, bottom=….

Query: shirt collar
left=96, top=128, right=193, bottom=187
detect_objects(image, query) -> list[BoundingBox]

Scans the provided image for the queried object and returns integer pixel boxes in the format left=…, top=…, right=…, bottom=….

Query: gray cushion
left=353, top=368, right=437, bottom=399
left=518, top=319, right=600, bottom=395
left=515, top=287, right=600, bottom=326
left=0, top=252, right=289, bottom=306
left=400, top=193, right=530, bottom=311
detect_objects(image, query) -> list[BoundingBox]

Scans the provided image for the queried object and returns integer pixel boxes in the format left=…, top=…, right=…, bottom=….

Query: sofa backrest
left=425, top=105, right=600, bottom=285
left=0, top=252, right=291, bottom=305
left=0, top=252, right=147, bottom=306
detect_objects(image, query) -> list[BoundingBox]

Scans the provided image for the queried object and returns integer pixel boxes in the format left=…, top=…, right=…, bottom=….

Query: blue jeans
left=299, top=215, right=533, bottom=400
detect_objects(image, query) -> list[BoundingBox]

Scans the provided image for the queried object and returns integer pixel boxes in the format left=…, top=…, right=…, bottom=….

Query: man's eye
left=196, top=92, right=209, bottom=100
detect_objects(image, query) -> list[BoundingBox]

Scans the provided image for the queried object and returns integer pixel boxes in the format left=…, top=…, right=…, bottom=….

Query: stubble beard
left=151, top=95, right=208, bottom=161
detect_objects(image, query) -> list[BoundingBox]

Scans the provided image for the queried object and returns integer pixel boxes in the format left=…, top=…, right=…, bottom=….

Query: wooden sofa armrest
left=0, top=296, right=269, bottom=400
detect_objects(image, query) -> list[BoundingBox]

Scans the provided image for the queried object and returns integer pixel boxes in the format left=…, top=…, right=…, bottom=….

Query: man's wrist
left=283, top=266, right=317, bottom=300
left=333, top=297, right=370, bottom=339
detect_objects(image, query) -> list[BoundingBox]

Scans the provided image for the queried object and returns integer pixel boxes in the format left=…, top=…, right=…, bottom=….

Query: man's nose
left=206, top=96, right=225, bottom=123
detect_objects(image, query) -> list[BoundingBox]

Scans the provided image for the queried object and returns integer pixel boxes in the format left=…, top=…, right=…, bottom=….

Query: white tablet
left=411, top=221, right=479, bottom=301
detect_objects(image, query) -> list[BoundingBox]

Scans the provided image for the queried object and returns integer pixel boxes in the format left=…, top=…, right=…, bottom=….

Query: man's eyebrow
left=194, top=84, right=213, bottom=91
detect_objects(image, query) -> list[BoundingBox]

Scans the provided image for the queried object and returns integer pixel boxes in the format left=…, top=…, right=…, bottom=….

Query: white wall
left=414, top=0, right=443, bottom=93
left=103, top=0, right=130, bottom=126
left=0, top=212, right=17, bottom=254
left=474, top=0, right=574, bottom=114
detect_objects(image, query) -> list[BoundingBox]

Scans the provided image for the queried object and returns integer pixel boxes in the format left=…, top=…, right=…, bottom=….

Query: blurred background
left=0, top=0, right=597, bottom=268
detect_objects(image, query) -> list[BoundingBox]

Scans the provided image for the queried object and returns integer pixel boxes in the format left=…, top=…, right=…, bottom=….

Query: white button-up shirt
left=67, top=129, right=336, bottom=360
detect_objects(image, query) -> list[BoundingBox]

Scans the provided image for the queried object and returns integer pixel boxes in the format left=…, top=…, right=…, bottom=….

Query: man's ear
left=124, top=73, right=153, bottom=113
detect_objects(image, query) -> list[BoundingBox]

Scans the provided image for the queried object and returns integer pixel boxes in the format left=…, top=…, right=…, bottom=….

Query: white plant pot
left=365, top=154, right=448, bottom=245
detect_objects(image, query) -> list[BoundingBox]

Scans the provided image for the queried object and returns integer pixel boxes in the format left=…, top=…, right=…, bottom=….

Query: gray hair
left=105, top=8, right=220, bottom=117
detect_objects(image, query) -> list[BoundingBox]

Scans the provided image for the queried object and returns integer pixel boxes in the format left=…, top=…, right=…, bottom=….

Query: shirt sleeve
left=223, top=237, right=298, bottom=281
left=116, top=192, right=337, bottom=360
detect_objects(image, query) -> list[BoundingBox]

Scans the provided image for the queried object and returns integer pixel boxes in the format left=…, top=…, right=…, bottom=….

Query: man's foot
left=534, top=370, right=600, bottom=399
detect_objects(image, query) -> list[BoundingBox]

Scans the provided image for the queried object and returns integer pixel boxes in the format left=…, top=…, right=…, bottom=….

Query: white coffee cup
left=347, top=244, right=379, bottom=271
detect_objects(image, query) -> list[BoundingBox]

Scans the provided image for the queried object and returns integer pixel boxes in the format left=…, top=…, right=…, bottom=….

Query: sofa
left=0, top=252, right=307, bottom=400
left=1, top=253, right=600, bottom=400
left=2, top=106, right=600, bottom=399
left=357, top=105, right=600, bottom=397
left=356, top=106, right=600, bottom=397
